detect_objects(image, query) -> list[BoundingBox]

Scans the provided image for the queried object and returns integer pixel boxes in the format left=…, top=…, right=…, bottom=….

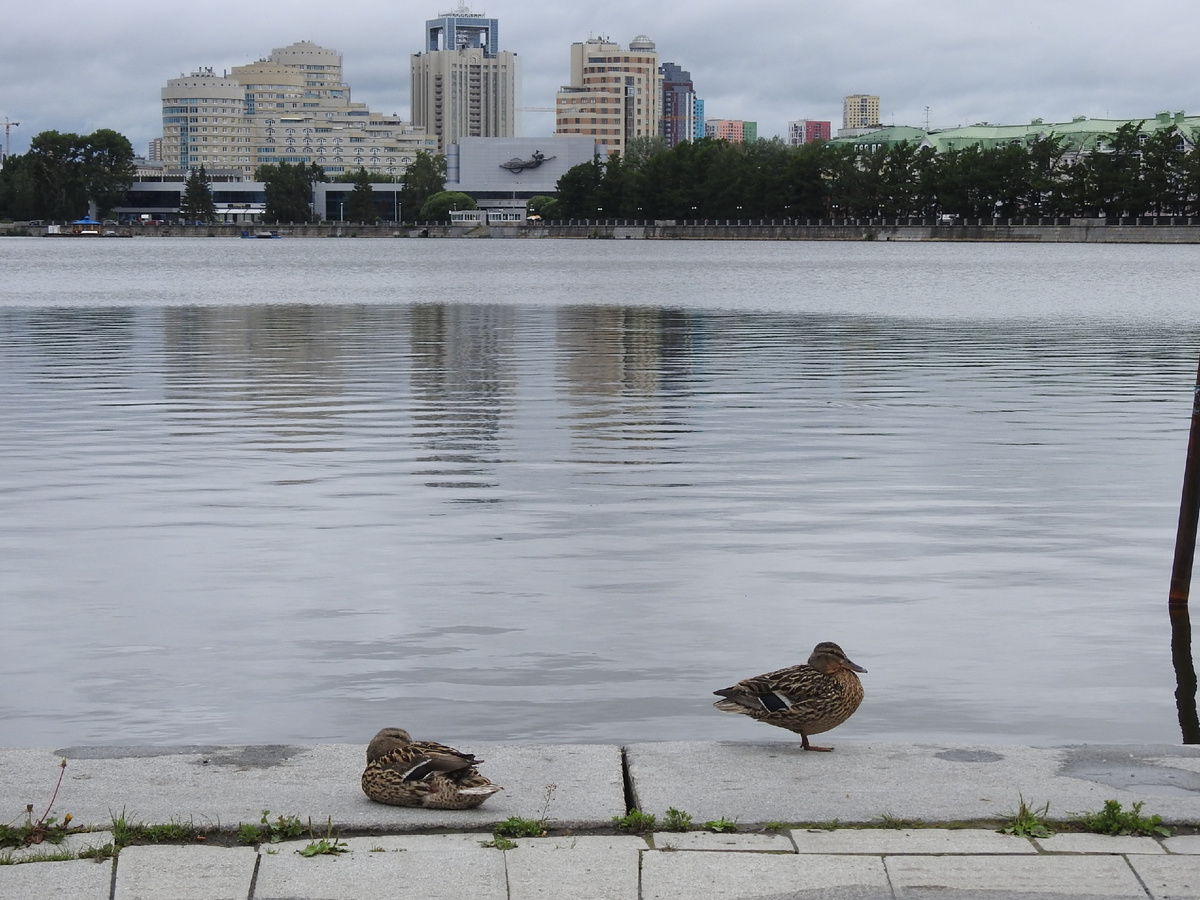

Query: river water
left=1, top=237, right=1197, bottom=748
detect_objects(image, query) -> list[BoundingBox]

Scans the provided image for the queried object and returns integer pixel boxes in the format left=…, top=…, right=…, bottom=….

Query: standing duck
left=360, top=727, right=504, bottom=809
left=713, top=642, right=867, bottom=751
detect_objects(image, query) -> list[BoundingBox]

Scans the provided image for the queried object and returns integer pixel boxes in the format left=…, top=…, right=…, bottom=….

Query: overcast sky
left=3, top=0, right=1199, bottom=157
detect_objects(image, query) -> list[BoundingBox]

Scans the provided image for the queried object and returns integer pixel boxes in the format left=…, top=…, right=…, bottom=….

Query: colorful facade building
left=660, top=62, right=704, bottom=147
left=704, top=119, right=757, bottom=143
left=788, top=119, right=832, bottom=145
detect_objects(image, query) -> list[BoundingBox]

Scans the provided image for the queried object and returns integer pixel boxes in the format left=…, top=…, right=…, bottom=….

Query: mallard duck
left=713, top=642, right=866, bottom=751
left=360, top=727, right=504, bottom=809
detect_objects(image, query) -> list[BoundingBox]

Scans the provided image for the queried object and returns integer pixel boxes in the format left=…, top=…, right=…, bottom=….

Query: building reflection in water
left=161, top=305, right=367, bottom=453
left=409, top=303, right=516, bottom=492
left=555, top=306, right=699, bottom=463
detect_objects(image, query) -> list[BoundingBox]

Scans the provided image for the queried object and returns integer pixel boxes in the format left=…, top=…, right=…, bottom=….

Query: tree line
left=0, top=130, right=136, bottom=221
left=252, top=151, right=450, bottom=224
left=552, top=124, right=1200, bottom=221
left=0, top=132, right=453, bottom=224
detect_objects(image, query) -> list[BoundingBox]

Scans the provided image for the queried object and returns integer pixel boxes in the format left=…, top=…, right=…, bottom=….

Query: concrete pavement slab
left=790, top=827, right=1035, bottom=854
left=642, top=850, right=891, bottom=900
left=1033, top=833, right=1165, bottom=854
left=0, top=858, right=112, bottom=900
left=1164, top=835, right=1200, bottom=853
left=113, top=845, right=257, bottom=900
left=650, top=831, right=793, bottom=851
left=0, top=743, right=623, bottom=831
left=505, top=844, right=640, bottom=900
left=885, top=855, right=1147, bottom=898
left=0, top=829, right=113, bottom=863
left=509, top=835, right=648, bottom=851
left=1127, top=855, right=1200, bottom=899
left=336, top=834, right=493, bottom=851
left=625, top=742, right=1200, bottom=826
left=254, top=844, right=507, bottom=900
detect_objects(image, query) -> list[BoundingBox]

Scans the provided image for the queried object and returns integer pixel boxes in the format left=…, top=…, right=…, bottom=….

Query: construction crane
left=2, top=117, right=18, bottom=163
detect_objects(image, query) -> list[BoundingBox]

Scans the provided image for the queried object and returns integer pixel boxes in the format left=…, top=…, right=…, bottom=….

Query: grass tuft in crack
left=999, top=795, right=1053, bottom=839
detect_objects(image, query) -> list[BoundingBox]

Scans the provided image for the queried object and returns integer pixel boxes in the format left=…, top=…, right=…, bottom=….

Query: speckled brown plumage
left=360, top=727, right=503, bottom=809
left=713, top=642, right=867, bottom=751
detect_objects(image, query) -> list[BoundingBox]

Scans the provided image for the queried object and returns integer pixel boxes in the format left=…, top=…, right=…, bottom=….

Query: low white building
left=444, top=136, right=597, bottom=212
left=115, top=179, right=403, bottom=224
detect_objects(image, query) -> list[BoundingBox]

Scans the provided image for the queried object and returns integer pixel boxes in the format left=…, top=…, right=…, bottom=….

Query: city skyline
left=2, top=0, right=1199, bottom=159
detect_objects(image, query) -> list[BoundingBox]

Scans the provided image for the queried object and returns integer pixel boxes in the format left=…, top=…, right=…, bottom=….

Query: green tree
left=0, top=153, right=41, bottom=220
left=331, top=170, right=400, bottom=182
left=526, top=195, right=560, bottom=219
left=29, top=131, right=88, bottom=220
left=1025, top=136, right=1067, bottom=215
left=82, top=129, right=135, bottom=219
left=346, top=168, right=379, bottom=222
left=419, top=190, right=475, bottom=221
left=1062, top=122, right=1146, bottom=217
left=554, top=158, right=604, bottom=218
left=256, top=161, right=324, bottom=223
left=179, top=166, right=218, bottom=223
left=401, top=150, right=446, bottom=222
left=1141, top=126, right=1188, bottom=215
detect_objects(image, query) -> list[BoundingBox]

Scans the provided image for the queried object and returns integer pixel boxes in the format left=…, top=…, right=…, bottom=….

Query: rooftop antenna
left=924, top=106, right=930, bottom=130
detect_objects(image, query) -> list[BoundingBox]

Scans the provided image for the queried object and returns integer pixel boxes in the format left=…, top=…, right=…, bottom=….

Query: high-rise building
left=842, top=94, right=880, bottom=130
left=705, top=119, right=756, bottom=143
left=160, top=42, right=434, bottom=178
left=147, top=138, right=163, bottom=161
left=555, top=36, right=662, bottom=155
left=660, top=62, right=702, bottom=147
left=410, top=7, right=520, bottom=151
left=787, top=119, right=831, bottom=145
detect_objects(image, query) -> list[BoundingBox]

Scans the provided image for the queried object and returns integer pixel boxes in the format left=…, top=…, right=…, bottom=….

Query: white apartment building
left=160, top=41, right=435, bottom=178
left=555, top=36, right=662, bottom=156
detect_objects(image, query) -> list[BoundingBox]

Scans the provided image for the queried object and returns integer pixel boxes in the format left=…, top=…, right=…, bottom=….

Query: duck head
left=809, top=642, right=867, bottom=675
left=366, top=727, right=413, bottom=761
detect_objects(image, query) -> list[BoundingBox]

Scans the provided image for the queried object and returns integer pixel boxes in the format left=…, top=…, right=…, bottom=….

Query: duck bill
left=843, top=659, right=867, bottom=673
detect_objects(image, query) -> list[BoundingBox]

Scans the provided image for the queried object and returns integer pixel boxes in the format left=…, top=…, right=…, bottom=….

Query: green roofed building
left=830, top=111, right=1199, bottom=157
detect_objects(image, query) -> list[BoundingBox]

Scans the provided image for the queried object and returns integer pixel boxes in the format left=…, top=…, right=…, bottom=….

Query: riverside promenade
left=1, top=741, right=1198, bottom=899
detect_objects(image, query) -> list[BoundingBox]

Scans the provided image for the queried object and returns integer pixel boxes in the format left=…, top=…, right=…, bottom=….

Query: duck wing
left=374, top=744, right=476, bottom=782
left=714, top=665, right=823, bottom=713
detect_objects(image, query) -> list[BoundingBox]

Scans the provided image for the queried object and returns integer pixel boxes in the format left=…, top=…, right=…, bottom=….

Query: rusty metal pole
left=1170, top=355, right=1200, bottom=606
left=1169, top=354, right=1200, bottom=743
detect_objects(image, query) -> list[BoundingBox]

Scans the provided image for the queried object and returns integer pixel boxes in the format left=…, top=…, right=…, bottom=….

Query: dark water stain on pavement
left=1059, top=746, right=1200, bottom=797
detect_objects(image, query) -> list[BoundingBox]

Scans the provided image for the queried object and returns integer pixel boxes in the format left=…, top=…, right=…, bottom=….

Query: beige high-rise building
left=410, top=9, right=519, bottom=152
left=555, top=36, right=662, bottom=155
left=843, top=94, right=880, bottom=130
left=410, top=50, right=520, bottom=151
left=160, top=41, right=435, bottom=178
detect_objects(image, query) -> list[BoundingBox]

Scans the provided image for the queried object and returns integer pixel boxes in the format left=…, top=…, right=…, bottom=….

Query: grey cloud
left=2, top=0, right=1197, bottom=157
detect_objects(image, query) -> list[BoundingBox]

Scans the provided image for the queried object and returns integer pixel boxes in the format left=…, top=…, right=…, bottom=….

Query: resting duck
left=713, top=642, right=867, bottom=751
left=360, top=727, right=504, bottom=809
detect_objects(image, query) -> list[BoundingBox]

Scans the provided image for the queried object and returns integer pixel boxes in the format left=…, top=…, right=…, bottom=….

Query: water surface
left=0, top=238, right=1196, bottom=747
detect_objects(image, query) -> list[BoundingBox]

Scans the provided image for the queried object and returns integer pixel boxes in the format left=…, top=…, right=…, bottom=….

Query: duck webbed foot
left=800, top=734, right=834, bottom=752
